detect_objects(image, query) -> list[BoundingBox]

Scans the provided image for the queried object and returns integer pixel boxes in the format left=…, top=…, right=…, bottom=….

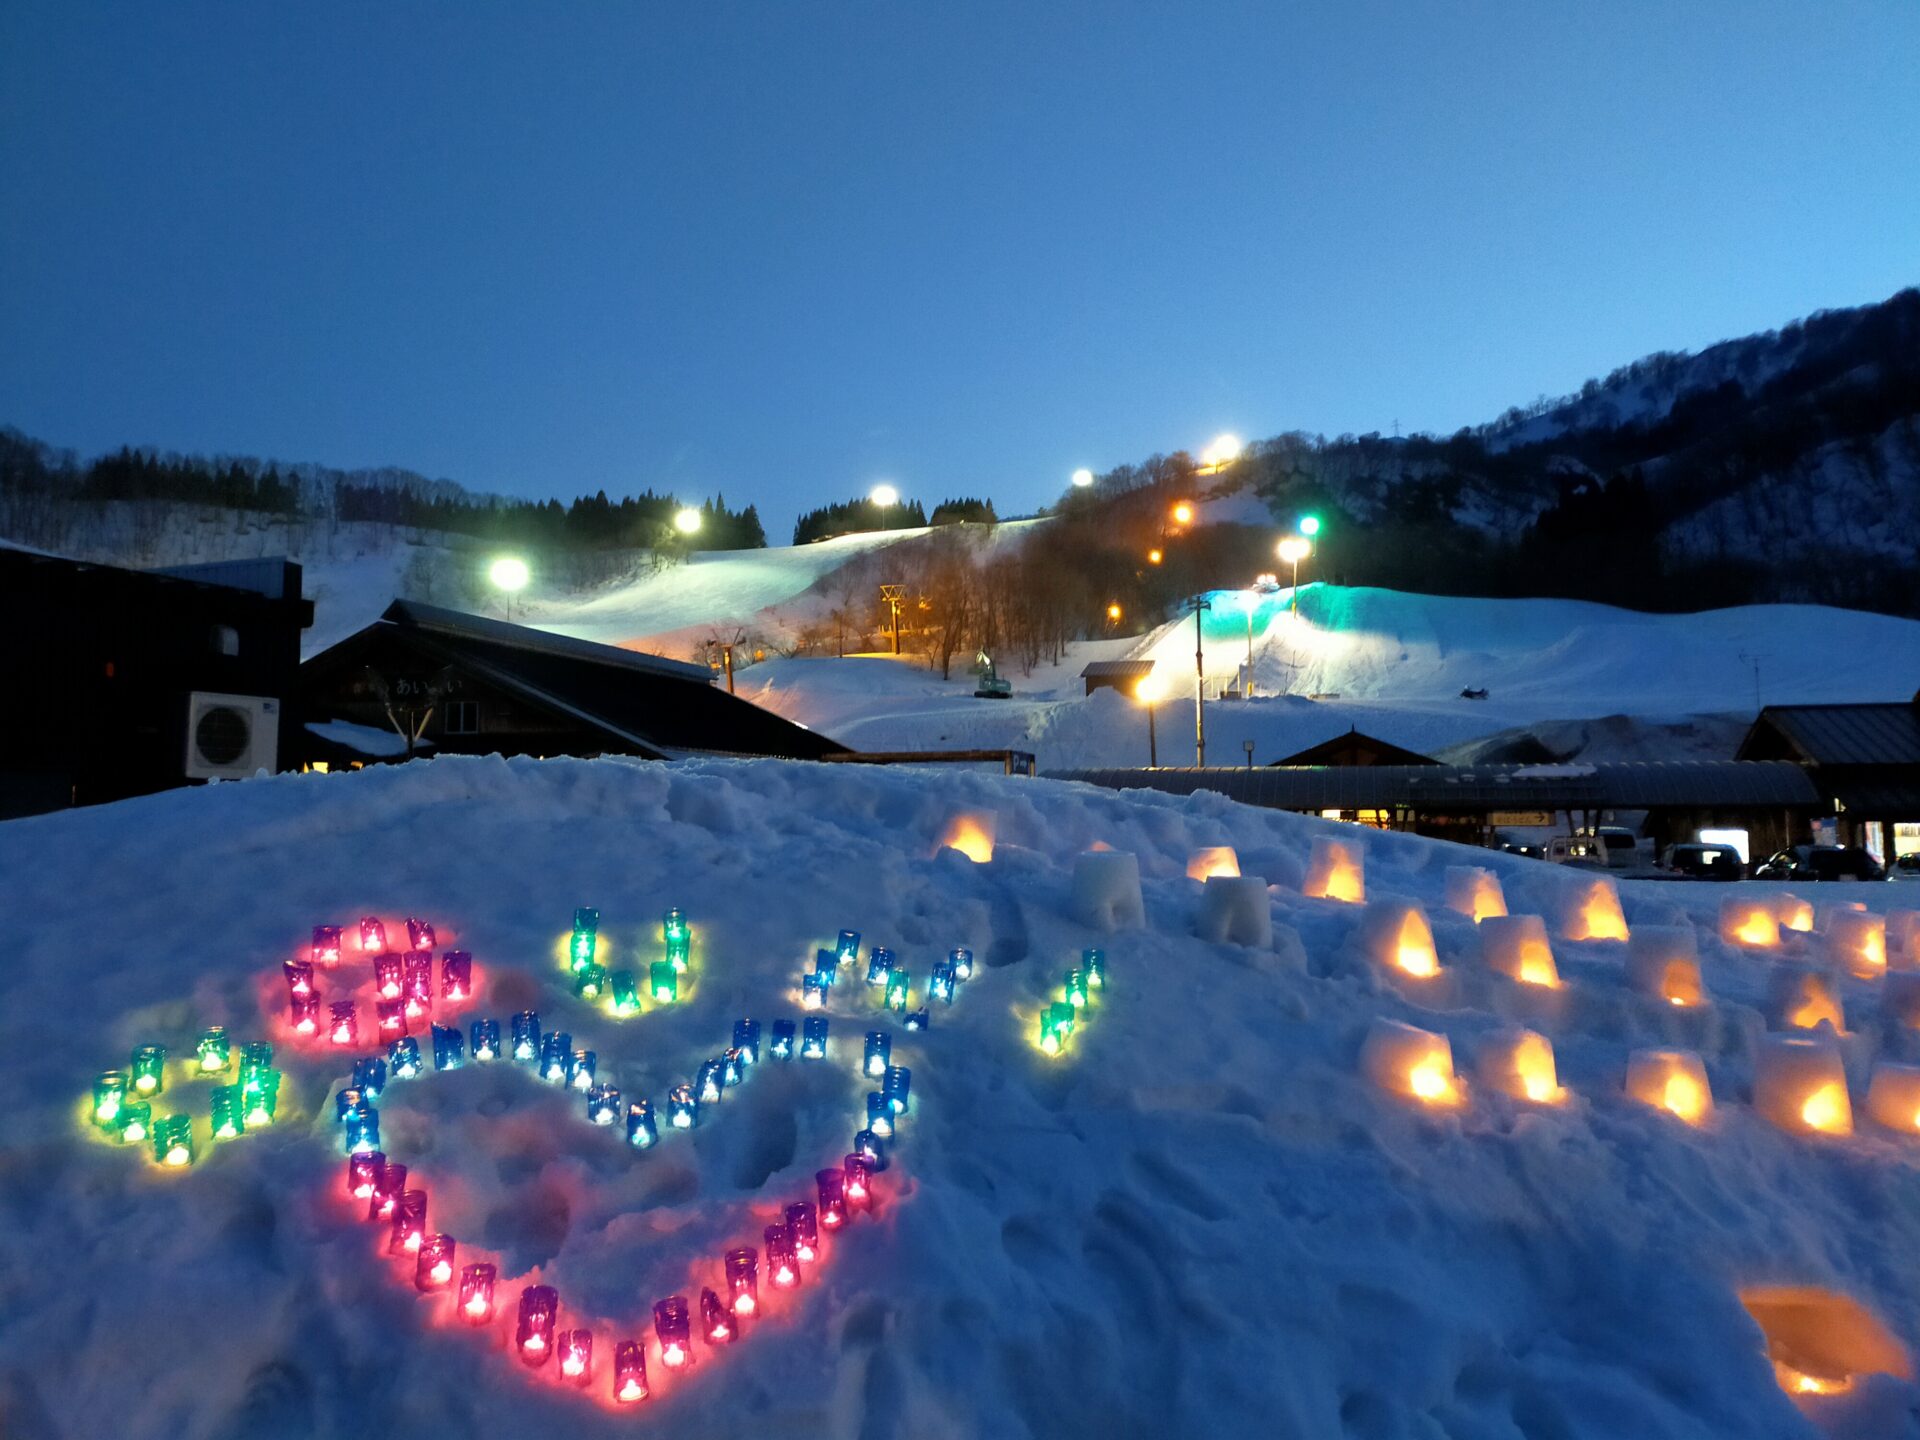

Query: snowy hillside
left=5, top=755, right=1920, bottom=1438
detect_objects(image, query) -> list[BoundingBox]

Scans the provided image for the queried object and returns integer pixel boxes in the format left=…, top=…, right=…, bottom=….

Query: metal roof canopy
left=384, top=599, right=714, bottom=683
left=1079, top=660, right=1157, bottom=679
left=1740, top=701, right=1920, bottom=768
left=1046, top=760, right=1824, bottom=813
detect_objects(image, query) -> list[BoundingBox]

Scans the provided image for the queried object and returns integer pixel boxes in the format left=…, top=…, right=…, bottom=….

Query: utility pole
left=880, top=584, right=904, bottom=656
left=721, top=643, right=735, bottom=694
left=1185, top=594, right=1212, bottom=766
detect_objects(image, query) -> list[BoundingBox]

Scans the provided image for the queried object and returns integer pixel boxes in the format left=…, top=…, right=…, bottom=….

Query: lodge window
left=211, top=624, right=239, bottom=657
left=445, top=700, right=480, bottom=735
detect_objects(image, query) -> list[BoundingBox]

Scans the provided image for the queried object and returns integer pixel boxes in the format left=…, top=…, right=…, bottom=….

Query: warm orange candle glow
left=1443, top=866, right=1507, bottom=923
left=1626, top=1049, right=1713, bottom=1124
left=1720, top=897, right=1780, bottom=948
left=1743, top=1286, right=1912, bottom=1405
left=1304, top=837, right=1365, bottom=903
left=1478, top=1029, right=1564, bottom=1104
left=1362, top=1019, right=1461, bottom=1107
left=1186, top=846, right=1241, bottom=882
left=936, top=813, right=995, bottom=863
left=1566, top=879, right=1630, bottom=942
left=1755, top=1037, right=1852, bottom=1136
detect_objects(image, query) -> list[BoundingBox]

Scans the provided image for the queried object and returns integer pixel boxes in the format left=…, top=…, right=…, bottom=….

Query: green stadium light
left=1298, top=515, right=1322, bottom=537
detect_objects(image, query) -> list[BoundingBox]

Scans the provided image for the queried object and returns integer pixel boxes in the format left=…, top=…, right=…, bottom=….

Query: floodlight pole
left=880, top=583, right=904, bottom=655
left=1186, top=595, right=1212, bottom=766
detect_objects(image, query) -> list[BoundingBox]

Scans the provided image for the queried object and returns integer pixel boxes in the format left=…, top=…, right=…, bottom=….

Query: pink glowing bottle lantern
left=347, top=1151, right=383, bottom=1201
left=516, top=1286, right=558, bottom=1366
left=374, top=953, right=404, bottom=1000
left=406, top=917, right=436, bottom=951
left=725, top=1246, right=759, bottom=1317
left=653, top=1295, right=692, bottom=1370
left=290, top=991, right=321, bottom=1037
left=388, top=1190, right=427, bottom=1256
left=700, top=1288, right=736, bottom=1345
left=458, top=1263, right=497, bottom=1325
left=283, top=958, right=315, bottom=998
left=816, top=1168, right=848, bottom=1229
left=360, top=916, right=386, bottom=955
left=329, top=1000, right=358, bottom=1048
left=441, top=951, right=472, bottom=1003
left=415, top=1234, right=456, bottom=1291
left=613, top=1340, right=650, bottom=1403
left=559, top=1328, right=593, bottom=1386
left=368, top=1161, right=407, bottom=1221
left=376, top=998, right=407, bottom=1040
left=764, top=1222, right=800, bottom=1290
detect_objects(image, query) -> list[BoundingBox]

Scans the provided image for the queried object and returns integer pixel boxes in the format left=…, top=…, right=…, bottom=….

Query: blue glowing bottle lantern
left=866, top=947, right=894, bottom=988
left=701, top=1287, right=736, bottom=1344
left=863, top=1030, right=892, bottom=1079
left=1083, top=947, right=1106, bottom=990
left=816, top=1168, right=848, bottom=1230
left=853, top=1128, right=888, bottom=1170
left=723, top=1047, right=748, bottom=1088
left=837, top=929, right=861, bottom=966
left=567, top=1049, right=597, bottom=1093
left=904, top=1008, right=930, bottom=1032
left=459, top=1262, right=496, bottom=1325
left=949, top=946, right=974, bottom=982
left=359, top=916, right=386, bottom=956
left=654, top=1295, right=693, bottom=1370
left=884, top=968, right=911, bottom=1015
left=724, top=1246, right=759, bottom=1317
left=210, top=1085, right=244, bottom=1140
left=334, top=1086, right=366, bottom=1124
left=770, top=1019, right=796, bottom=1060
left=283, top=958, right=315, bottom=999
left=311, top=925, right=342, bottom=966
left=666, top=1083, right=699, bottom=1130
left=697, top=1057, right=726, bottom=1104
left=649, top=960, right=678, bottom=1004
left=329, top=1001, right=359, bottom=1049
left=470, top=1018, right=500, bottom=1061
left=802, top=973, right=827, bottom=1011
left=814, top=949, right=839, bottom=988
left=573, top=963, right=608, bottom=1001
left=416, top=1233, right=456, bottom=1292
left=732, top=1018, right=761, bottom=1065
left=352, top=1055, right=387, bottom=1096
left=117, top=1100, right=152, bottom=1146
left=441, top=951, right=472, bottom=1003
left=369, top=1161, right=408, bottom=1221
left=389, top=1035, right=422, bottom=1079
left=130, top=1044, right=167, bottom=1097
left=510, top=1010, right=540, bottom=1063
left=388, top=1190, right=428, bottom=1256
left=586, top=1083, right=620, bottom=1126
left=345, top=1104, right=380, bottom=1154
left=559, top=1328, right=593, bottom=1386
left=801, top=1016, right=829, bottom=1060
left=866, top=1092, right=895, bottom=1139
left=627, top=1098, right=659, bottom=1149
left=929, top=961, right=956, bottom=1004
left=843, top=1154, right=873, bottom=1212
left=539, top=1033, right=572, bottom=1085
left=405, top=917, right=436, bottom=952
left=374, top=953, right=405, bottom=999
left=609, top=969, right=639, bottom=1015
left=92, top=1071, right=127, bottom=1128
left=431, top=1024, right=464, bottom=1072
left=347, top=1150, right=382, bottom=1200
left=614, top=1339, right=650, bottom=1403
left=786, top=1201, right=820, bottom=1263
left=764, top=1222, right=800, bottom=1290
left=882, top=1065, right=912, bottom=1115
left=516, top=1285, right=558, bottom=1367
left=375, top=998, right=406, bottom=1041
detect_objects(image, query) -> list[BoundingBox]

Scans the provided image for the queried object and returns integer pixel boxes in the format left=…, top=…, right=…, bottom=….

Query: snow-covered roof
left=384, top=599, right=712, bottom=682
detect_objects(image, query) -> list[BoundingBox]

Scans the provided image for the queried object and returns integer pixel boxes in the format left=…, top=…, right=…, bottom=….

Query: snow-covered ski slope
left=740, top=585, right=1920, bottom=769
left=4, top=755, right=1918, bottom=1437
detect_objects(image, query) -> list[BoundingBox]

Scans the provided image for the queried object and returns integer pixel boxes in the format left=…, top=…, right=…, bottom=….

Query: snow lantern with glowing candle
left=1559, top=875, right=1630, bottom=942
left=389, top=1035, right=422, bottom=1079
left=511, top=1011, right=539, bottom=1063
left=351, top=1056, right=386, bottom=1096
left=937, top=811, right=995, bottom=863
left=402, top=951, right=433, bottom=1020
left=1443, top=866, right=1508, bottom=922
left=311, top=925, right=342, bottom=966
left=1360, top=1018, right=1461, bottom=1106
left=732, top=1018, right=761, bottom=1066
left=1625, top=1049, right=1713, bottom=1123
left=614, top=1340, right=650, bottom=1403
left=374, top=953, right=404, bottom=1000
left=153, top=1114, right=194, bottom=1167
left=1771, top=893, right=1815, bottom=935
left=700, top=1288, right=735, bottom=1344
left=837, top=929, right=861, bottom=966
left=347, top=1150, right=382, bottom=1200
left=92, top=1071, right=126, bottom=1129
left=626, top=1099, right=658, bottom=1149
left=1865, top=1062, right=1920, bottom=1135
left=666, top=1083, right=699, bottom=1130
left=559, top=1329, right=593, bottom=1385
left=1768, top=966, right=1845, bottom=1034
left=884, top=967, right=911, bottom=1014
left=609, top=969, right=639, bottom=1015
left=1477, top=914, right=1560, bottom=988
left=1888, top=973, right=1920, bottom=1031
left=1071, top=849, right=1146, bottom=930
left=117, top=1100, right=151, bottom=1146
left=405, top=917, right=436, bottom=952
left=459, top=1262, right=496, bottom=1325
left=210, top=1086, right=244, bottom=1140
left=786, top=1202, right=820, bottom=1263
left=573, top=962, right=607, bottom=1001
left=801, top=1016, right=829, bottom=1059
left=329, top=1001, right=358, bottom=1049
left=375, top=999, right=406, bottom=1041
left=866, top=947, right=894, bottom=988
left=195, top=1026, right=231, bottom=1074
left=654, top=1295, right=692, bottom=1368
left=389, top=1191, right=428, bottom=1255
left=952, top=946, right=976, bottom=982
left=432, top=1023, right=465, bottom=1071
left=1359, top=901, right=1442, bottom=981
left=1826, top=911, right=1888, bottom=979
left=359, top=917, right=386, bottom=955
left=1303, top=836, right=1365, bottom=903
left=801, top=973, right=826, bottom=1010
left=517, top=1286, right=558, bottom=1366
left=1187, top=845, right=1241, bottom=882
left=1626, top=927, right=1706, bottom=1008
left=1196, top=875, right=1273, bottom=948
left=764, top=1223, right=800, bottom=1289
left=843, top=1154, right=873, bottom=1212
left=1886, top=910, right=1920, bottom=970
left=816, top=1169, right=847, bottom=1229
left=441, top=950, right=472, bottom=1002
left=470, top=1018, right=499, bottom=1061
left=1719, top=897, right=1781, bottom=949
left=290, top=993, right=320, bottom=1037
left=587, top=1083, right=621, bottom=1126
left=863, top=1030, right=892, bottom=1078
left=1476, top=1029, right=1564, bottom=1104
left=649, top=961, right=678, bottom=1004
left=130, top=1044, right=166, bottom=1097
left=725, top=1246, right=759, bottom=1316
left=770, top=1019, right=796, bottom=1060
left=883, top=1064, right=912, bottom=1114
left=567, top=1048, right=596, bottom=1092
left=1755, top=1036, right=1853, bottom=1136
left=283, top=958, right=315, bottom=998
left=416, top=1234, right=456, bottom=1291
left=369, top=1161, right=407, bottom=1221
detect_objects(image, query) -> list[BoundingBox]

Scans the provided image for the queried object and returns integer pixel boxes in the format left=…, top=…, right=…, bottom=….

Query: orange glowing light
left=1407, top=1058, right=1456, bottom=1104
left=1396, top=944, right=1438, bottom=979
left=1574, top=883, right=1630, bottom=941
left=1171, top=501, right=1194, bottom=526
left=1800, top=1083, right=1849, bottom=1134
left=1147, top=548, right=1163, bottom=565
left=1627, top=1049, right=1712, bottom=1124
left=1517, top=949, right=1560, bottom=988
left=1784, top=979, right=1843, bottom=1032
left=1727, top=902, right=1780, bottom=947
left=1659, top=961, right=1703, bottom=1008
left=1305, top=840, right=1364, bottom=903
left=936, top=813, right=995, bottom=863
left=1775, top=897, right=1815, bottom=933
left=1186, top=846, right=1241, bottom=882
left=1662, top=1074, right=1705, bottom=1122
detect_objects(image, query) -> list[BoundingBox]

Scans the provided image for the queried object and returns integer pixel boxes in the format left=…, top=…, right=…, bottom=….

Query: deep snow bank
left=2, top=758, right=1918, bottom=1438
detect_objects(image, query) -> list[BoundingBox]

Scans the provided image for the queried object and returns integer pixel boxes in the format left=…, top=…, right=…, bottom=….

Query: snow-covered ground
left=5, top=756, right=1920, bottom=1438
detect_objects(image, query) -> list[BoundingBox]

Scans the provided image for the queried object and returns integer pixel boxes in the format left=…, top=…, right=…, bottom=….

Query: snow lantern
left=1303, top=837, right=1365, bottom=904
left=359, top=917, right=386, bottom=956
left=1771, top=894, right=1815, bottom=934
left=1767, top=967, right=1844, bottom=1033
left=195, top=1027, right=231, bottom=1074
left=1071, top=850, right=1146, bottom=930
left=613, top=1339, right=650, bottom=1403
left=516, top=1285, right=558, bottom=1366
left=1884, top=974, right=1920, bottom=1028
left=1719, top=897, right=1781, bottom=949
left=329, top=1001, right=358, bottom=1049
left=311, top=925, right=342, bottom=966
left=936, top=812, right=995, bottom=863
left=1741, top=1286, right=1913, bottom=1401
left=1443, top=866, right=1508, bottom=923
left=700, top=1289, right=735, bottom=1345
left=626, top=1099, right=658, bottom=1149
left=801, top=1016, right=829, bottom=1060
left=1561, top=876, right=1629, bottom=942
left=441, top=951, right=472, bottom=1002
left=1478, top=914, right=1560, bottom=988
left=1887, top=910, right=1920, bottom=971
left=1624, top=1049, right=1713, bottom=1124
left=347, top=1151, right=382, bottom=1201
left=559, top=1329, right=593, bottom=1385
left=654, top=1295, right=693, bottom=1368
left=415, top=1234, right=456, bottom=1291
left=1187, top=846, right=1241, bottom=882
left=863, top=1031, right=892, bottom=1079
left=459, top=1263, right=496, bottom=1325
left=725, top=1246, right=759, bottom=1316
left=1359, top=901, right=1441, bottom=980
left=666, top=1083, right=699, bottom=1130
left=470, top=1018, right=499, bottom=1061
left=1196, top=875, right=1273, bottom=948
left=951, top=946, right=976, bottom=982
left=130, top=1044, right=166, bottom=1097
left=1865, top=1062, right=1920, bottom=1135
left=1825, top=911, right=1887, bottom=979
left=1476, top=1028, right=1565, bottom=1104
left=786, top=1201, right=820, bottom=1264
left=283, top=958, right=315, bottom=998
left=764, top=1223, right=800, bottom=1290
left=388, top=1191, right=428, bottom=1255
left=815, top=1169, right=848, bottom=1230
left=1754, top=1036, right=1852, bottom=1136
left=1626, top=927, right=1706, bottom=1008
left=510, top=1010, right=539, bottom=1062
left=1360, top=1018, right=1461, bottom=1106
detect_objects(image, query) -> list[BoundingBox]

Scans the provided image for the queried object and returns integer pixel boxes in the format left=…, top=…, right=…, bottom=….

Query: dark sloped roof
left=1080, top=660, right=1156, bottom=679
left=1739, top=701, right=1920, bottom=766
left=386, top=600, right=713, bottom=681
left=1273, top=727, right=1439, bottom=767
left=1046, top=761, right=1823, bottom=813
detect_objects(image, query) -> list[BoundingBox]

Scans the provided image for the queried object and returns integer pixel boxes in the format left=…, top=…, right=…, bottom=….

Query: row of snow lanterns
left=1040, top=948, right=1107, bottom=1056
left=802, top=929, right=973, bottom=1032
left=294, top=917, right=474, bottom=1046
left=90, top=1031, right=281, bottom=1165
left=567, top=906, right=691, bottom=1014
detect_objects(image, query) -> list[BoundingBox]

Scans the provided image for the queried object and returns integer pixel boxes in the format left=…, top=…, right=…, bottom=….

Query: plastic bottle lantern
left=511, top=1011, right=540, bottom=1063
left=402, top=952, right=434, bottom=1021
left=517, top=1286, right=558, bottom=1366
left=1064, top=969, right=1089, bottom=1009
left=359, top=917, right=386, bottom=955
left=470, top=1018, right=499, bottom=1062
left=389, top=1036, right=422, bottom=1079
left=559, top=1329, right=593, bottom=1385
left=539, top=1033, right=572, bottom=1084
left=614, top=1339, right=650, bottom=1403
left=701, top=1288, right=736, bottom=1344
left=335, top=1086, right=367, bottom=1124
left=626, top=1099, right=659, bottom=1149
left=376, top=999, right=407, bottom=1040
left=347, top=1150, right=383, bottom=1200
left=814, top=949, right=839, bottom=988
left=732, top=1018, right=761, bottom=1066
left=929, top=962, right=956, bottom=1004
left=885, top=968, right=911, bottom=1014
left=154, top=1114, right=194, bottom=1167
left=587, top=1083, right=621, bottom=1126
left=567, top=1049, right=597, bottom=1093
left=905, top=1008, right=931, bottom=1033
left=117, top=1100, right=152, bottom=1145
left=853, top=1128, right=888, bottom=1170
left=654, top=1295, right=693, bottom=1368
left=667, top=1083, right=699, bottom=1130
left=290, top=993, right=321, bottom=1037
left=573, top=907, right=600, bottom=935
left=432, top=1024, right=465, bottom=1072
left=609, top=970, right=640, bottom=1015
left=867, top=947, right=895, bottom=988
left=441, top=951, right=472, bottom=1002
left=802, top=973, right=827, bottom=1011
left=389, top=1191, right=428, bottom=1255
left=242, top=1070, right=280, bottom=1126
left=311, top=925, right=342, bottom=966
left=238, top=1040, right=273, bottom=1083
left=459, top=1262, right=496, bottom=1325
left=405, top=918, right=436, bottom=952
left=764, top=1223, right=800, bottom=1289
left=863, top=1031, right=891, bottom=1078
left=843, top=1154, right=873, bottom=1211
left=664, top=909, right=691, bottom=972
left=1082, top=948, right=1105, bottom=990
left=416, top=1234, right=456, bottom=1291
left=722, top=1047, right=748, bottom=1088
left=786, top=1201, right=820, bottom=1263
left=697, top=1058, right=726, bottom=1104
left=92, top=1071, right=127, bottom=1128
left=816, top=1168, right=848, bottom=1229
left=573, top=963, right=608, bottom=1001
left=569, top=926, right=597, bottom=972
left=770, top=1019, right=796, bottom=1060
left=329, top=1002, right=359, bottom=1048
left=283, top=958, right=316, bottom=998
left=369, top=1162, right=408, bottom=1221
left=882, top=1065, right=912, bottom=1115
left=649, top=961, right=678, bottom=1004
left=837, top=930, right=861, bottom=965
left=801, top=1016, right=829, bottom=1060
left=866, top=1093, right=895, bottom=1139
left=664, top=906, right=689, bottom=945
left=210, top=1086, right=245, bottom=1139
left=724, top=1246, right=759, bottom=1316
left=375, top=953, right=405, bottom=1000
left=131, top=1044, right=167, bottom=1097
left=952, top=946, right=977, bottom=983
left=345, top=1104, right=380, bottom=1155
left=352, top=1056, right=386, bottom=1096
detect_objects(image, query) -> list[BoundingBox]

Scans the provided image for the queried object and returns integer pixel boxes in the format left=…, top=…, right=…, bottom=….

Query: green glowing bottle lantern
left=130, top=1044, right=167, bottom=1098
left=118, top=1100, right=152, bottom=1144
left=663, top=907, right=689, bottom=945
left=884, top=968, right=910, bottom=1015
left=569, top=927, right=597, bottom=973
left=609, top=969, right=639, bottom=1016
left=243, top=1070, right=281, bottom=1127
left=92, top=1071, right=127, bottom=1128
left=649, top=960, right=678, bottom=1004
left=667, top=935, right=691, bottom=974
left=154, top=1114, right=194, bottom=1167
left=574, top=963, right=608, bottom=1001
left=196, top=1027, right=232, bottom=1074
left=1064, top=969, right=1089, bottom=1010
left=1083, top=948, right=1106, bottom=991
left=1038, top=1011, right=1063, bottom=1056
left=1047, top=1001, right=1077, bottom=1039
left=210, top=1085, right=245, bottom=1140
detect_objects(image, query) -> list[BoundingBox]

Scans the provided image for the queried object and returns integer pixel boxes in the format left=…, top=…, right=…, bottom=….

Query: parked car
left=1546, top=835, right=1606, bottom=868
left=1753, top=845, right=1887, bottom=882
left=1661, top=842, right=1745, bottom=881
left=1890, top=853, right=1920, bottom=883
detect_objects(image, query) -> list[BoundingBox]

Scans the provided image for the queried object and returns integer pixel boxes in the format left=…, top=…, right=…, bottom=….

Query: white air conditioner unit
left=185, top=692, right=280, bottom=780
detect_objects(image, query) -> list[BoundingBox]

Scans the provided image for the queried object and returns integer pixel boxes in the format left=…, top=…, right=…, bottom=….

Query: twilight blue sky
left=3, top=2, right=1916, bottom=534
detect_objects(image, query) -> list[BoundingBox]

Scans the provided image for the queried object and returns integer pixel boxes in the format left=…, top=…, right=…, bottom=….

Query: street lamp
left=489, top=556, right=530, bottom=592
left=870, top=484, right=899, bottom=509
left=1200, top=434, right=1242, bottom=473
left=1171, top=501, right=1195, bottom=527
left=1071, top=468, right=1095, bottom=488
left=1184, top=594, right=1212, bottom=765
left=1277, top=536, right=1312, bottom=610
left=1134, top=674, right=1164, bottom=767
left=1298, top=515, right=1321, bottom=538
left=673, top=507, right=703, bottom=536
left=1240, top=592, right=1260, bottom=698
left=1147, top=548, right=1163, bottom=566
left=1106, top=602, right=1123, bottom=625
